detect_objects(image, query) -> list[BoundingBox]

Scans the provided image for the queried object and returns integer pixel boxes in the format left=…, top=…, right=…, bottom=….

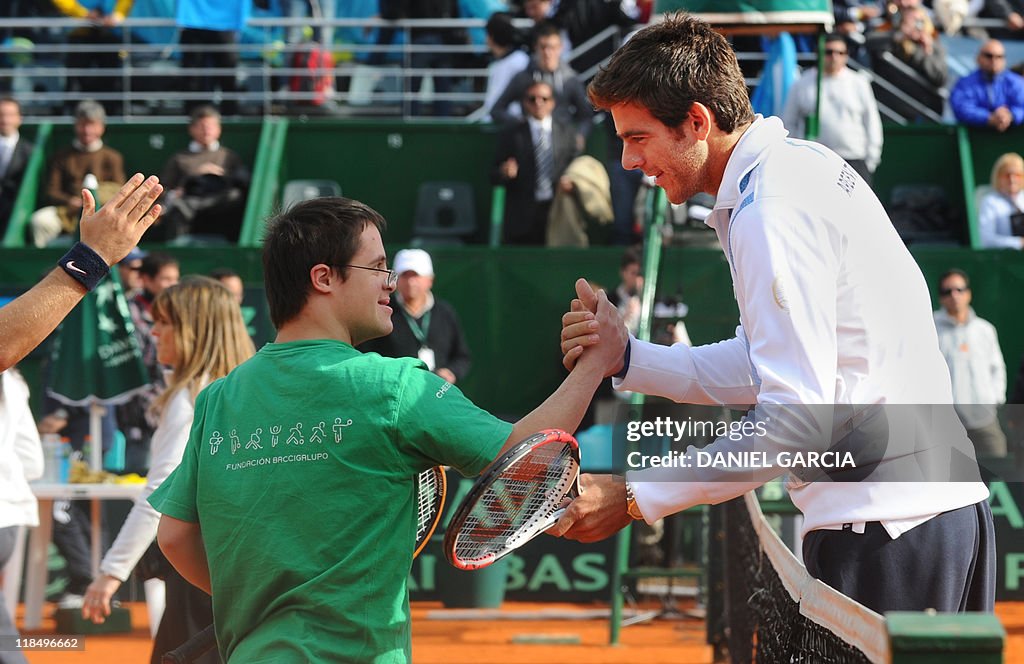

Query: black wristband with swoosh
left=58, top=242, right=109, bottom=291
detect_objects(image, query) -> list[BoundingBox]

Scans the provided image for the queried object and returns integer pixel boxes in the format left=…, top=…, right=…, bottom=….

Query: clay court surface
left=15, top=600, right=1024, bottom=663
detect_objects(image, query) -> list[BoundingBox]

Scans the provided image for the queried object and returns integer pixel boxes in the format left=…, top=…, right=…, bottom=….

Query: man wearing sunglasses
left=782, top=34, right=883, bottom=186
left=951, top=39, right=1024, bottom=132
left=493, top=80, right=579, bottom=244
left=934, top=269, right=1008, bottom=457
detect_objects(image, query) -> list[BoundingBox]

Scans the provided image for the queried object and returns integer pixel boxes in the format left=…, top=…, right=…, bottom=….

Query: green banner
left=46, top=272, right=148, bottom=407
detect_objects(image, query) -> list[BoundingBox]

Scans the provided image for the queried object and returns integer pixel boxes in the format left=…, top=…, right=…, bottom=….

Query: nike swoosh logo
left=65, top=261, right=87, bottom=275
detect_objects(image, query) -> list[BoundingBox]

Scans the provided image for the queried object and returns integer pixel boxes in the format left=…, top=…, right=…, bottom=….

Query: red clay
left=18, top=600, right=1024, bottom=663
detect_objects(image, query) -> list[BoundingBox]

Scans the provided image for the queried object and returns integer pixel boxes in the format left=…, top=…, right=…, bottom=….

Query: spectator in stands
left=119, top=252, right=180, bottom=475
left=381, top=0, right=466, bottom=117
left=868, top=5, right=949, bottom=118
left=116, top=245, right=145, bottom=297
left=552, top=0, right=639, bottom=74
left=607, top=248, right=643, bottom=336
left=782, top=34, right=883, bottom=186
left=951, top=40, right=1024, bottom=132
left=934, top=269, right=1008, bottom=456
left=493, top=80, right=579, bottom=245
left=359, top=249, right=471, bottom=384
left=0, top=98, right=32, bottom=238
left=286, top=0, right=337, bottom=47
left=473, top=12, right=530, bottom=122
left=53, top=0, right=133, bottom=116
left=491, top=21, right=595, bottom=144
left=933, top=0, right=1024, bottom=37
left=176, top=0, right=249, bottom=116
left=210, top=267, right=245, bottom=305
left=601, top=117, right=645, bottom=245
left=978, top=152, right=1024, bottom=249
left=833, top=0, right=883, bottom=52
left=154, top=105, right=249, bottom=242
left=30, top=100, right=125, bottom=248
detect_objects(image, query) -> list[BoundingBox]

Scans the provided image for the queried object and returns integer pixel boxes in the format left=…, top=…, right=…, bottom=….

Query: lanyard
left=401, top=308, right=432, bottom=347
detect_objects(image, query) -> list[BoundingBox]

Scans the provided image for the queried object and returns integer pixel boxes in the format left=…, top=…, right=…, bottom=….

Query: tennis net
left=721, top=493, right=889, bottom=664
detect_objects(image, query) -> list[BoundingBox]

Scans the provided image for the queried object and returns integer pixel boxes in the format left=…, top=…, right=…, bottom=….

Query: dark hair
left=189, top=104, right=221, bottom=124
left=486, top=11, right=522, bottom=49
left=0, top=97, right=21, bottom=112
left=209, top=267, right=240, bottom=281
left=523, top=80, right=553, bottom=101
left=620, top=248, right=640, bottom=270
left=938, top=268, right=970, bottom=290
left=139, top=252, right=179, bottom=279
left=531, top=20, right=561, bottom=47
left=824, top=33, right=848, bottom=46
left=262, top=197, right=387, bottom=329
left=588, top=13, right=754, bottom=134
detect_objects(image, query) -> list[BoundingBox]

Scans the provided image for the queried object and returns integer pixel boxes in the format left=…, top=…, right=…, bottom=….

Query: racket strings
left=453, top=443, right=577, bottom=562
left=415, top=468, right=444, bottom=548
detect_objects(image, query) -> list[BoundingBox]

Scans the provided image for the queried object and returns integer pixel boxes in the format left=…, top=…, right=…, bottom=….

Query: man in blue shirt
left=951, top=39, right=1024, bottom=132
left=176, top=0, right=251, bottom=116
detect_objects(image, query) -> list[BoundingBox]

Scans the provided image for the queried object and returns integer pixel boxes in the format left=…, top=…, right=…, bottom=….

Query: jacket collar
left=712, top=114, right=786, bottom=212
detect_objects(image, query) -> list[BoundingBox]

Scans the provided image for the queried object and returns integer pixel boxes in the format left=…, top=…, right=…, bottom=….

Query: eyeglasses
left=343, top=264, right=398, bottom=289
left=980, top=52, right=1005, bottom=59
left=939, top=286, right=969, bottom=297
left=525, top=95, right=553, bottom=103
left=824, top=48, right=847, bottom=56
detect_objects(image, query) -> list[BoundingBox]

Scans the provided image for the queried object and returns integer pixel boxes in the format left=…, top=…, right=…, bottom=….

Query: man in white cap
left=360, top=248, right=471, bottom=384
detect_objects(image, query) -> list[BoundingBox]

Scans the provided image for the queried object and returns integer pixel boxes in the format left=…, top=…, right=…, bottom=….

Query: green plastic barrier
left=3, top=123, right=52, bottom=248
left=239, top=118, right=289, bottom=247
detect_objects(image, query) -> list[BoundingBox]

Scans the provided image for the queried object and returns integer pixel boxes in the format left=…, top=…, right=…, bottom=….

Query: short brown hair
left=588, top=13, right=754, bottom=133
left=262, top=197, right=387, bottom=329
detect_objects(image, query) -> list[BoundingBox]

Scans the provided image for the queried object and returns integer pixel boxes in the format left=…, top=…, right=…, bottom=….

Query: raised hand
left=79, top=174, right=163, bottom=265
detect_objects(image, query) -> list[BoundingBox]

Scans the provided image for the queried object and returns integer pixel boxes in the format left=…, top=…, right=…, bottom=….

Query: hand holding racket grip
left=444, top=429, right=581, bottom=570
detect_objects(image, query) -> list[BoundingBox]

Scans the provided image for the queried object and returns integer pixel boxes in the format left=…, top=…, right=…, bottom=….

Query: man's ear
left=310, top=264, right=335, bottom=294
left=689, top=102, right=714, bottom=141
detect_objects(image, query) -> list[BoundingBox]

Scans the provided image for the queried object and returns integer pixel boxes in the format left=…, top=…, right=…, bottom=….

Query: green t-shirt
left=149, top=340, right=511, bottom=663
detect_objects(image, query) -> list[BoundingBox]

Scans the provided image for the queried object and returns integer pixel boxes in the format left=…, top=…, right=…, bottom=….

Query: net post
left=886, top=612, right=1004, bottom=663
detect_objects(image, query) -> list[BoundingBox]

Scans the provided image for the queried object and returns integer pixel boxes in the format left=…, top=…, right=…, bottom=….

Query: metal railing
left=0, top=16, right=624, bottom=122
left=0, top=14, right=1011, bottom=125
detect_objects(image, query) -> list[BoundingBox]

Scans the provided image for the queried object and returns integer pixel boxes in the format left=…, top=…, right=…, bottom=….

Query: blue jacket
left=950, top=69, right=1024, bottom=126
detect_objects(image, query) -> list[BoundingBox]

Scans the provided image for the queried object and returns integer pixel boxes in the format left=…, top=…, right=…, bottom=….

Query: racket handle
left=539, top=507, right=567, bottom=531
left=162, top=624, right=217, bottom=664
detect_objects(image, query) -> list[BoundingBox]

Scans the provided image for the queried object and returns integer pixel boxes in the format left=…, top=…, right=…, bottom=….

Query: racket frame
left=414, top=465, right=447, bottom=558
left=443, top=429, right=580, bottom=570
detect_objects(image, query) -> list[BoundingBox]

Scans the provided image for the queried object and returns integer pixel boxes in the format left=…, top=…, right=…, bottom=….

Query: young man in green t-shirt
left=149, top=197, right=618, bottom=663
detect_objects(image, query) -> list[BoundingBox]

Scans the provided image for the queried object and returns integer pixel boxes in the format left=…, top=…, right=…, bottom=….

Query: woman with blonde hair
left=978, top=152, right=1024, bottom=249
left=82, top=276, right=253, bottom=664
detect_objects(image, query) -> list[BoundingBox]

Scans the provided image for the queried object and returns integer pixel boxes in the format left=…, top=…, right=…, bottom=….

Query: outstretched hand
left=560, top=279, right=629, bottom=376
left=79, top=173, right=163, bottom=266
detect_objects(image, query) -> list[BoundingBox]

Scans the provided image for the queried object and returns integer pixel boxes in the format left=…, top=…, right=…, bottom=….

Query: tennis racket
left=163, top=467, right=447, bottom=663
left=414, top=465, right=447, bottom=557
left=443, top=429, right=580, bottom=570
